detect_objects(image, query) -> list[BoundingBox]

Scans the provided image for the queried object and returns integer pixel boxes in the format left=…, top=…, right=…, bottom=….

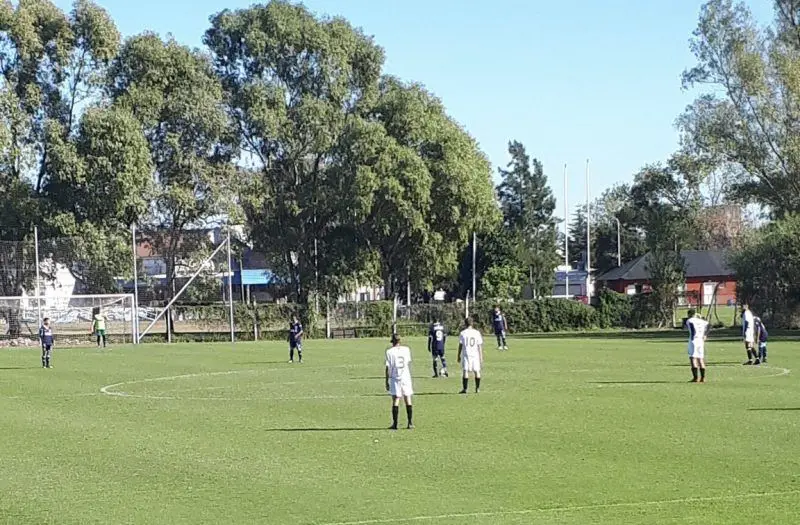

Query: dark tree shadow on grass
left=514, top=329, right=800, bottom=342
left=747, top=408, right=800, bottom=412
left=0, top=366, right=37, bottom=370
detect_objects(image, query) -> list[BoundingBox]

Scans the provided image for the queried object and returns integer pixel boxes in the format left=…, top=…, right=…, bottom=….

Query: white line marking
left=314, top=490, right=800, bottom=525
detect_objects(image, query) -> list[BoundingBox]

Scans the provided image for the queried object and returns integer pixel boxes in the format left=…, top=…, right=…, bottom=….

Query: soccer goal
left=0, top=294, right=136, bottom=346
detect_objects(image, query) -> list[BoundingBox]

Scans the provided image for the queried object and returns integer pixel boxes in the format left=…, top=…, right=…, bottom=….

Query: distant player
left=288, top=315, right=303, bottom=363
left=39, top=318, right=54, bottom=369
left=492, top=306, right=508, bottom=351
left=741, top=304, right=757, bottom=365
left=754, top=315, right=768, bottom=364
left=385, top=334, right=414, bottom=430
left=92, top=308, right=107, bottom=348
left=685, top=309, right=709, bottom=383
left=427, top=318, right=449, bottom=378
left=458, top=317, right=484, bottom=394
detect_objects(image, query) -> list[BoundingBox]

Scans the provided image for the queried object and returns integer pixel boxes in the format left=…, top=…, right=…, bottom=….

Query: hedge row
left=164, top=290, right=644, bottom=338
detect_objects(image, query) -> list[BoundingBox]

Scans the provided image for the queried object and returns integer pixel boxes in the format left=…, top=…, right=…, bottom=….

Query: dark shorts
left=290, top=340, right=302, bottom=349
left=431, top=347, right=445, bottom=358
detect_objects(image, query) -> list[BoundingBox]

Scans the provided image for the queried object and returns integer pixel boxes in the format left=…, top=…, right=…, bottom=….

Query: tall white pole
left=585, top=158, right=591, bottom=300
left=33, top=226, right=42, bottom=328
left=614, top=217, right=622, bottom=267
left=471, top=231, right=477, bottom=301
left=226, top=230, right=235, bottom=344
left=585, top=158, right=591, bottom=272
left=131, top=223, right=139, bottom=344
left=564, top=164, right=569, bottom=298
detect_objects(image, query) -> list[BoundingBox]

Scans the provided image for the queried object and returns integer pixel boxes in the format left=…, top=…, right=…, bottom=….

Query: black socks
left=700, top=367, right=705, bottom=380
left=475, top=377, right=481, bottom=391
left=406, top=405, right=413, bottom=426
left=391, top=406, right=399, bottom=428
left=462, top=377, right=468, bottom=391
left=691, top=367, right=698, bottom=381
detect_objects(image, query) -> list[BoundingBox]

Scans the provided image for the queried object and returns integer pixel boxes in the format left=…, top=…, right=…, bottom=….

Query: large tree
left=496, top=141, right=559, bottom=297
left=1, top=1, right=152, bottom=306
left=680, top=0, right=800, bottom=217
left=204, top=0, right=385, bottom=303
left=205, top=1, right=497, bottom=302
left=108, top=32, right=235, bottom=322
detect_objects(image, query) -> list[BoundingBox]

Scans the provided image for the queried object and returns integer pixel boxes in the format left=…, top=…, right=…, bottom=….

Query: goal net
left=0, top=294, right=136, bottom=347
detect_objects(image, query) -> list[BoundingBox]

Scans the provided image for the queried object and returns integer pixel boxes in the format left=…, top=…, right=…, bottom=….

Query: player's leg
left=96, top=331, right=101, bottom=347
left=460, top=362, right=469, bottom=394
left=495, top=332, right=502, bottom=350
left=41, top=345, right=46, bottom=368
left=45, top=345, right=52, bottom=368
left=689, top=354, right=698, bottom=382
left=697, top=357, right=706, bottom=382
left=501, top=330, right=508, bottom=350
left=432, top=353, right=439, bottom=378
left=296, top=343, right=303, bottom=363
left=289, top=342, right=294, bottom=363
left=440, top=351, right=448, bottom=377
left=475, top=371, right=481, bottom=393
left=760, top=343, right=767, bottom=363
left=390, top=396, right=400, bottom=430
left=404, top=395, right=414, bottom=429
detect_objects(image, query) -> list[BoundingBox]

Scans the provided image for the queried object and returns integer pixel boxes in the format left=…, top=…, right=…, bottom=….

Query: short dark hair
left=43, top=317, right=49, bottom=323
left=687, top=308, right=696, bottom=317
left=391, top=333, right=401, bottom=345
left=464, top=317, right=473, bottom=327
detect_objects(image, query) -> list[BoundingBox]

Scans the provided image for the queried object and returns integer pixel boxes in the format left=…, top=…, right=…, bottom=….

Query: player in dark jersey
left=288, top=316, right=304, bottom=363
left=427, top=318, right=449, bottom=378
left=39, top=318, right=54, bottom=369
left=492, top=306, right=508, bottom=351
left=754, top=315, right=768, bottom=364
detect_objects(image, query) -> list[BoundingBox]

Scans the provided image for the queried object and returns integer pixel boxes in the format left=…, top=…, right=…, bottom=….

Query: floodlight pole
left=614, top=217, right=622, bottom=267
left=227, top=230, right=235, bottom=344
left=471, top=231, right=477, bottom=301
left=131, top=223, right=140, bottom=344
left=564, top=164, right=569, bottom=298
left=586, top=158, right=591, bottom=299
left=34, top=226, right=42, bottom=328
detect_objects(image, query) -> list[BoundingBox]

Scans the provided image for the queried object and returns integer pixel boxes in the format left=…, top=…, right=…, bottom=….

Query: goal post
left=0, top=294, right=136, bottom=345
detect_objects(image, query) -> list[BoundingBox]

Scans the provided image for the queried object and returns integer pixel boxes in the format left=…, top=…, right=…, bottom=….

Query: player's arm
left=478, top=336, right=484, bottom=363
left=457, top=341, right=463, bottom=363
left=384, top=365, right=389, bottom=391
left=297, top=324, right=304, bottom=339
left=503, top=316, right=508, bottom=332
left=427, top=328, right=433, bottom=353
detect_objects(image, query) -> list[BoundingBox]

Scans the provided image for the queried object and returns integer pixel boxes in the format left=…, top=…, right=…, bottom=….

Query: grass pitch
left=1, top=334, right=799, bottom=524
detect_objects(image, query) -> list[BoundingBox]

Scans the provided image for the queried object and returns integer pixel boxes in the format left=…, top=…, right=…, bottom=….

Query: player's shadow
left=588, top=380, right=683, bottom=385
left=264, top=427, right=387, bottom=432
left=350, top=376, right=435, bottom=380
left=0, top=366, right=35, bottom=370
left=232, top=361, right=286, bottom=366
left=664, top=361, right=742, bottom=367
left=747, top=408, right=800, bottom=411
left=360, top=392, right=454, bottom=397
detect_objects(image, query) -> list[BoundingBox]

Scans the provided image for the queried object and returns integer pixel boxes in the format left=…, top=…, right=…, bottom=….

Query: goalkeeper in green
left=92, top=309, right=108, bottom=348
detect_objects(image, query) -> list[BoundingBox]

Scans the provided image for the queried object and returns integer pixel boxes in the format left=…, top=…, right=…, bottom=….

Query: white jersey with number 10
left=459, top=328, right=483, bottom=358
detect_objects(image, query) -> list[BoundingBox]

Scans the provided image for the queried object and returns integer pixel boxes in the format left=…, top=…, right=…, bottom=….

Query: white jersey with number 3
left=385, top=345, right=412, bottom=383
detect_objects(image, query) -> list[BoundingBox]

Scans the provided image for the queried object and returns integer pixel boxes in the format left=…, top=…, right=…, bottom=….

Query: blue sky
left=57, top=0, right=773, bottom=220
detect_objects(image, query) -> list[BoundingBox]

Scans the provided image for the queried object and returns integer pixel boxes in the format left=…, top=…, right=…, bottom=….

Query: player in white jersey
left=685, top=309, right=709, bottom=383
left=741, top=304, right=758, bottom=365
left=458, top=317, right=483, bottom=394
left=385, top=334, right=414, bottom=430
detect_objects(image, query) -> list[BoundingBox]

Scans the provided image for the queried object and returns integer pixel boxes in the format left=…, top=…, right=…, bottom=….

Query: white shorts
left=462, top=355, right=482, bottom=374
left=688, top=341, right=705, bottom=359
left=389, top=379, right=413, bottom=398
left=744, top=330, right=755, bottom=345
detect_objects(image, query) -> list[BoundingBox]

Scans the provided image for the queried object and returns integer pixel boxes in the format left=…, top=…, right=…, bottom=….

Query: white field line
left=313, top=489, right=800, bottom=525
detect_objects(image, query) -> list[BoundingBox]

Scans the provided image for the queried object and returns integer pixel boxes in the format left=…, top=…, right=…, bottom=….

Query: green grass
left=1, top=335, right=799, bottom=524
